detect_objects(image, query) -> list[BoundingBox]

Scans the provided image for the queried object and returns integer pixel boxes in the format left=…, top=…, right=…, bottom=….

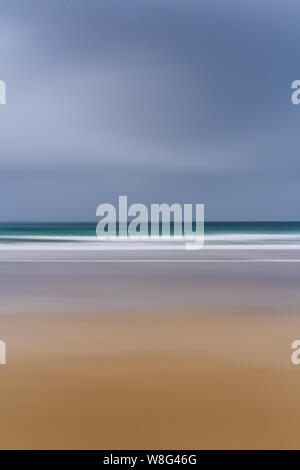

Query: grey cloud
left=0, top=0, right=300, bottom=219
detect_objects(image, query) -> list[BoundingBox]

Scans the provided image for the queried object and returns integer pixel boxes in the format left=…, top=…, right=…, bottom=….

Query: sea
left=0, top=222, right=299, bottom=250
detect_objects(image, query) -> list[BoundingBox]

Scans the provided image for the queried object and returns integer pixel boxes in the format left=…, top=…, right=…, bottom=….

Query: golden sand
left=0, top=309, right=299, bottom=449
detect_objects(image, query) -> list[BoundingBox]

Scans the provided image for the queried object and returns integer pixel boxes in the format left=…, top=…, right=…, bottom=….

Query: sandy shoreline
left=0, top=309, right=300, bottom=449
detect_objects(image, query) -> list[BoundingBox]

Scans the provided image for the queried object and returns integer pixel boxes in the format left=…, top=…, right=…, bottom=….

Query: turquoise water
left=0, top=222, right=299, bottom=246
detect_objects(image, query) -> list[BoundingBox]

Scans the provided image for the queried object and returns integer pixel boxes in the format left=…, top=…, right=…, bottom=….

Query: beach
left=0, top=308, right=300, bottom=449
left=1, top=0, right=299, bottom=453
left=0, top=248, right=300, bottom=449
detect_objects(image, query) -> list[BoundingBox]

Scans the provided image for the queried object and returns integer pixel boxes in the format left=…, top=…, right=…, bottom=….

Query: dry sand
left=0, top=309, right=300, bottom=449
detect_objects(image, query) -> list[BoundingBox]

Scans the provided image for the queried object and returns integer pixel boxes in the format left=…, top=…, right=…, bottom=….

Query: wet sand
left=0, top=308, right=300, bottom=449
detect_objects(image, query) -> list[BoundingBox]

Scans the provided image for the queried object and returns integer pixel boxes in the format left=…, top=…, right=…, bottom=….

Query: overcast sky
left=0, top=0, right=299, bottom=221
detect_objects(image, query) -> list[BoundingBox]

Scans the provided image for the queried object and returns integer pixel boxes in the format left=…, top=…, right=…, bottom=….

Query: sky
left=0, top=0, right=300, bottom=221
